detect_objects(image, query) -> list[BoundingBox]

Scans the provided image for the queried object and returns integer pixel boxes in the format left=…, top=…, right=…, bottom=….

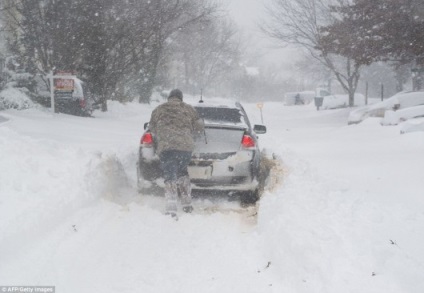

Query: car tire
left=137, top=162, right=161, bottom=195
left=240, top=189, right=259, bottom=206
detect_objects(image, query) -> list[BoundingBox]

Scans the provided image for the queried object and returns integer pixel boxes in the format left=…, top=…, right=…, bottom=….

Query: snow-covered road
left=1, top=98, right=423, bottom=293
left=2, top=196, right=276, bottom=293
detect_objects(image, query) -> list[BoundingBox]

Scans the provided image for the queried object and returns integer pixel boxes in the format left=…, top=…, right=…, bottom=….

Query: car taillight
left=140, top=133, right=153, bottom=146
left=241, top=134, right=255, bottom=149
left=79, top=98, right=86, bottom=108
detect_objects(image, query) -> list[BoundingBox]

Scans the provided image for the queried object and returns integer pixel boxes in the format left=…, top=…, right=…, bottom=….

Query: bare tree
left=1, top=0, right=222, bottom=107
left=261, top=0, right=362, bottom=106
left=169, top=17, right=241, bottom=96
left=118, top=0, right=219, bottom=103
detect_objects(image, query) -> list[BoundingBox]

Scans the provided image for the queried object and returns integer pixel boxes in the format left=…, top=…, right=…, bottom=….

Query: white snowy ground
left=0, top=96, right=423, bottom=293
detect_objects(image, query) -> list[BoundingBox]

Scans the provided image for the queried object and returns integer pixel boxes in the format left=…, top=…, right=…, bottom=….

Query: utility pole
left=365, top=81, right=369, bottom=105
left=381, top=83, right=384, bottom=101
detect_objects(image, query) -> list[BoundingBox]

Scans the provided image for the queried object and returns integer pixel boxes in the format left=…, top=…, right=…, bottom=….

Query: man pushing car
left=148, top=89, right=204, bottom=218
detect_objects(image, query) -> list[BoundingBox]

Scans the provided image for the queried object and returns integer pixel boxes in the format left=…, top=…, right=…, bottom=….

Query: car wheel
left=137, top=162, right=160, bottom=194
left=240, top=189, right=259, bottom=206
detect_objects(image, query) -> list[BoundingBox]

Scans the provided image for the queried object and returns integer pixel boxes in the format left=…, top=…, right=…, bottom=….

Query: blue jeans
left=159, top=150, right=192, bottom=182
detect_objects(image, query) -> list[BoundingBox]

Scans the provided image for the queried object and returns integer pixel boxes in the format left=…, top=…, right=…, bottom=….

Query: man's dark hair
left=168, top=89, right=183, bottom=101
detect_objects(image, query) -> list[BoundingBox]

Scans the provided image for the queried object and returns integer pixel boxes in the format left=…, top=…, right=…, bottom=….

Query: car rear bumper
left=138, top=150, right=259, bottom=192
left=191, top=177, right=258, bottom=191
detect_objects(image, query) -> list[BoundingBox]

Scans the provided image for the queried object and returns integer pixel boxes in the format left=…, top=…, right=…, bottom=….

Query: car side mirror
left=144, top=122, right=149, bottom=130
left=253, top=124, right=266, bottom=134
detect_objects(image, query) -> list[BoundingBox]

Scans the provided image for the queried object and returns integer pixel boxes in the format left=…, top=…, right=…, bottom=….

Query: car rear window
left=195, top=107, right=242, bottom=124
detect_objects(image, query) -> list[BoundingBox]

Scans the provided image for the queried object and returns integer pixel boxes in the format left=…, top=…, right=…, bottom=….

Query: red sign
left=54, top=78, right=74, bottom=91
left=54, top=71, right=75, bottom=92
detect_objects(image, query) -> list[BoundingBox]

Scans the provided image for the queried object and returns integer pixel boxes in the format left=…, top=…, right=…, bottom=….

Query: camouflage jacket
left=149, top=97, right=204, bottom=154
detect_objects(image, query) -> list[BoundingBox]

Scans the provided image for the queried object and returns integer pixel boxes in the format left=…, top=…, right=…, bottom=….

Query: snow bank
left=400, top=117, right=424, bottom=134
left=348, top=91, right=424, bottom=124
left=381, top=105, right=424, bottom=125
left=0, top=127, right=96, bottom=260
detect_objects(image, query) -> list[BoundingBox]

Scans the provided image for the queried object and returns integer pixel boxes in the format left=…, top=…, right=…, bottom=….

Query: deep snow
left=0, top=95, right=423, bottom=293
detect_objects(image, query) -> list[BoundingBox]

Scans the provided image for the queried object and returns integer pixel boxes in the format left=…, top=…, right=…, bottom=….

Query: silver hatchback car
left=136, top=100, right=267, bottom=204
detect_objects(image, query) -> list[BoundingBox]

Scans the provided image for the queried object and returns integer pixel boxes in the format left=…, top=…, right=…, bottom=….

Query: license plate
left=188, top=166, right=212, bottom=179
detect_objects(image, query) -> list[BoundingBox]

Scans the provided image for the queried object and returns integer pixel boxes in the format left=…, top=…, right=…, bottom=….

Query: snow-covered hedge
left=0, top=87, right=36, bottom=110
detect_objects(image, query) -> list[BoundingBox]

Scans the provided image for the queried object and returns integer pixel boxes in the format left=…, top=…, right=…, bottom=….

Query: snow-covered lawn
left=0, top=97, right=423, bottom=293
left=321, top=93, right=366, bottom=109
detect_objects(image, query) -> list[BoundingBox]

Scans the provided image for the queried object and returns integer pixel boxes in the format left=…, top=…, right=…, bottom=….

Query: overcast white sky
left=227, top=0, right=265, bottom=29
left=226, top=0, right=302, bottom=68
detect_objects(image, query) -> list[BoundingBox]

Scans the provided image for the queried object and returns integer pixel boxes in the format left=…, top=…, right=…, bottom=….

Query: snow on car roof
left=367, top=91, right=424, bottom=110
left=348, top=91, right=424, bottom=124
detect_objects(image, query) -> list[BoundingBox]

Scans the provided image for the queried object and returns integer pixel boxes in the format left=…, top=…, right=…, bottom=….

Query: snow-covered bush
left=0, top=86, right=36, bottom=110
left=1, top=56, right=39, bottom=93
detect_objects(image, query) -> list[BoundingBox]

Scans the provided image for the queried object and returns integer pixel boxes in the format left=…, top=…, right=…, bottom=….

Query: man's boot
left=164, top=180, right=178, bottom=217
left=178, top=175, right=193, bottom=213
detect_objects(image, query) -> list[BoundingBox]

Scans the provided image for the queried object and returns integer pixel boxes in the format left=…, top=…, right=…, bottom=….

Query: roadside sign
left=47, top=73, right=77, bottom=114
left=54, top=78, right=74, bottom=92
left=54, top=71, right=75, bottom=92
left=256, top=102, right=264, bottom=123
